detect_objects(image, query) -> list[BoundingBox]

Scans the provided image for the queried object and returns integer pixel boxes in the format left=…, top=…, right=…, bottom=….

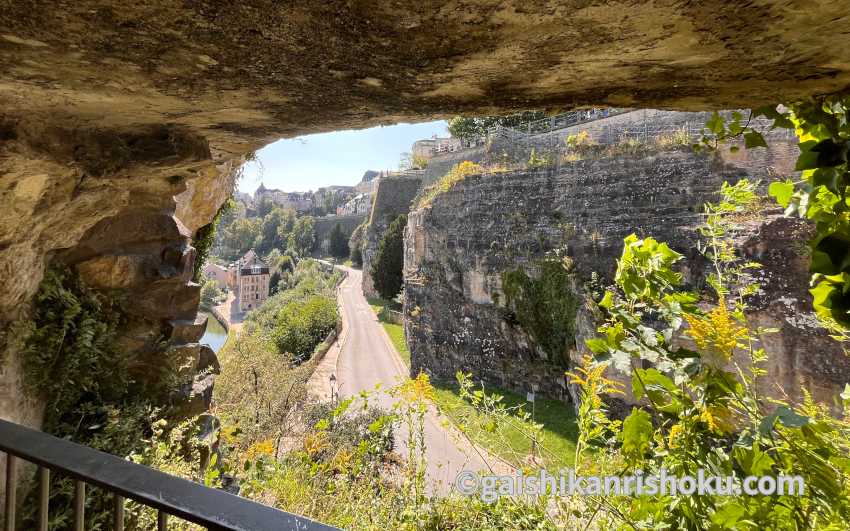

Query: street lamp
left=329, top=373, right=337, bottom=404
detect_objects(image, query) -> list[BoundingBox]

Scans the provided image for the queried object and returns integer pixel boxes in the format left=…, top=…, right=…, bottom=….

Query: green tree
left=256, top=207, right=295, bottom=255
left=256, top=198, right=274, bottom=218
left=199, top=279, right=222, bottom=309
left=287, top=216, right=315, bottom=256
left=349, top=223, right=365, bottom=267
left=192, top=198, right=233, bottom=281
left=329, top=222, right=349, bottom=258
left=371, top=215, right=407, bottom=299
left=221, top=217, right=261, bottom=260
left=447, top=111, right=545, bottom=141
left=350, top=246, right=362, bottom=268
left=269, top=271, right=282, bottom=294
left=273, top=295, right=338, bottom=361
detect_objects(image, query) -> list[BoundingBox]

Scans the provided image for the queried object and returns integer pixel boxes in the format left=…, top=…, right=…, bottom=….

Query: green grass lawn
left=367, top=297, right=410, bottom=367
left=365, top=296, right=577, bottom=470
left=431, top=381, right=579, bottom=471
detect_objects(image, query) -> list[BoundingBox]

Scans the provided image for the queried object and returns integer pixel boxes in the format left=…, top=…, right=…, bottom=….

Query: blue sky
left=238, top=120, right=448, bottom=194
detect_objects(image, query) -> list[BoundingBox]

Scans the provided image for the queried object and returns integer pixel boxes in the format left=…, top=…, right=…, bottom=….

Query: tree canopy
left=371, top=215, right=407, bottom=300
left=329, top=222, right=349, bottom=258
left=447, top=111, right=546, bottom=141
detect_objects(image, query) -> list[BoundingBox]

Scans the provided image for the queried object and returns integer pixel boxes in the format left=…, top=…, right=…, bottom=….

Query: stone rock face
left=0, top=116, right=234, bottom=431
left=362, top=172, right=424, bottom=298
left=738, top=217, right=850, bottom=406
left=403, top=133, right=843, bottom=405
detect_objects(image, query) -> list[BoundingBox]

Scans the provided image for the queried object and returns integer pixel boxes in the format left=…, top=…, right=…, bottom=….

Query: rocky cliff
left=361, top=172, right=423, bottom=298
left=404, top=139, right=847, bottom=406
left=0, top=121, right=235, bottom=430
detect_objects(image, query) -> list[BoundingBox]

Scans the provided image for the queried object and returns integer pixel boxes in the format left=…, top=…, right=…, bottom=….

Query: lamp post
left=329, top=373, right=337, bottom=404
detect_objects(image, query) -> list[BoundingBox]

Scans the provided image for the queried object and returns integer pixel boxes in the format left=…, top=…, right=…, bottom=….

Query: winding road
left=309, top=265, right=509, bottom=494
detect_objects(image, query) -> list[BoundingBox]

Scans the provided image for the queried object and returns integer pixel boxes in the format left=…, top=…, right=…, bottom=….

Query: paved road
left=311, top=266, right=508, bottom=494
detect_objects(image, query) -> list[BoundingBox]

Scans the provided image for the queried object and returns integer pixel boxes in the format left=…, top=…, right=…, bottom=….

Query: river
left=200, top=311, right=228, bottom=353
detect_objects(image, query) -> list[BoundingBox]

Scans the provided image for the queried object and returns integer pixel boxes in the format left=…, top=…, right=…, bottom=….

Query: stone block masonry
left=403, top=143, right=847, bottom=406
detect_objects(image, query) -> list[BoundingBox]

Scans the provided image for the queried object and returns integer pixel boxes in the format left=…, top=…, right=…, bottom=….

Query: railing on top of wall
left=481, top=107, right=632, bottom=142
left=0, top=419, right=338, bottom=531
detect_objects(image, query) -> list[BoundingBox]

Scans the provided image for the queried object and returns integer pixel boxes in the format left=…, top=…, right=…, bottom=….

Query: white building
left=336, top=193, right=372, bottom=216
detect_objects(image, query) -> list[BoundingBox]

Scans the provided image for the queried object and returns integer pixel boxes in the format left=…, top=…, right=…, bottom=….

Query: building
left=412, top=136, right=463, bottom=160
left=355, top=170, right=381, bottom=194
left=313, top=185, right=356, bottom=215
left=202, top=262, right=229, bottom=289
left=226, top=249, right=271, bottom=312
left=336, top=193, right=372, bottom=216
left=254, top=183, right=313, bottom=212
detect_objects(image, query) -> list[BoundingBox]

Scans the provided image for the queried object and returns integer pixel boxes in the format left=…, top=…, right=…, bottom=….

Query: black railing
left=0, top=419, right=337, bottom=531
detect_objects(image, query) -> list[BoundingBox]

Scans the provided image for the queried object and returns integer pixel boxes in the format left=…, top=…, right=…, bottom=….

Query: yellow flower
left=567, top=354, right=624, bottom=402
left=397, top=372, right=435, bottom=404
left=699, top=405, right=734, bottom=434
left=667, top=423, right=684, bottom=448
left=304, top=430, right=330, bottom=456
left=330, top=447, right=353, bottom=472
left=245, top=439, right=275, bottom=461
left=685, top=300, right=747, bottom=360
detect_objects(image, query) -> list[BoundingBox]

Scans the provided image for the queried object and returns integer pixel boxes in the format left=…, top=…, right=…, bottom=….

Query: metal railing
left=0, top=419, right=337, bottom=531
left=482, top=107, right=632, bottom=141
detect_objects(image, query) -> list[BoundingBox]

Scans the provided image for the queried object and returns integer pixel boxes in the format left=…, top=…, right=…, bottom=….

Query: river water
left=200, top=311, right=228, bottom=353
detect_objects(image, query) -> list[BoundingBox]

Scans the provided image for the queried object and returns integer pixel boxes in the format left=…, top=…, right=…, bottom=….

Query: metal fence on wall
left=474, top=109, right=797, bottom=175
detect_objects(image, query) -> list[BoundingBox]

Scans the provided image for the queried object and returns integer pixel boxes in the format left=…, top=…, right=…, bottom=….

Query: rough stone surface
left=362, top=172, right=424, bottom=297
left=403, top=135, right=841, bottom=404
left=0, top=119, right=232, bottom=431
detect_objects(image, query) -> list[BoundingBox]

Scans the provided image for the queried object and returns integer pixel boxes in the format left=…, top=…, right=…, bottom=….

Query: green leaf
left=744, top=131, right=768, bottom=148
left=753, top=104, right=794, bottom=129
left=706, top=112, right=725, bottom=135
left=711, top=502, right=746, bottom=528
left=760, top=405, right=809, bottom=435
left=599, top=290, right=614, bottom=309
left=796, top=150, right=820, bottom=171
left=620, top=408, right=653, bottom=457
left=841, top=383, right=850, bottom=401
left=585, top=337, right=610, bottom=354
left=768, top=179, right=795, bottom=207
left=734, top=444, right=776, bottom=475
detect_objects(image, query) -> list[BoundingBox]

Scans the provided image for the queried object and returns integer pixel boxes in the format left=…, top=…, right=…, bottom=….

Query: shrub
left=575, top=180, right=850, bottom=528
left=303, top=402, right=394, bottom=465
left=215, top=327, right=314, bottom=448
left=526, top=148, right=553, bottom=168
left=20, top=265, right=126, bottom=422
left=17, top=265, right=183, bottom=529
left=370, top=215, right=407, bottom=300
left=199, top=278, right=223, bottom=309
left=417, top=161, right=483, bottom=208
left=273, top=295, right=338, bottom=361
left=349, top=246, right=362, bottom=267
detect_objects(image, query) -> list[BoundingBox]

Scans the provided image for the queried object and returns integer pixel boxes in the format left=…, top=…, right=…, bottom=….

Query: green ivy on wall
left=20, top=265, right=128, bottom=423
left=501, top=259, right=579, bottom=366
left=192, top=198, right=234, bottom=282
